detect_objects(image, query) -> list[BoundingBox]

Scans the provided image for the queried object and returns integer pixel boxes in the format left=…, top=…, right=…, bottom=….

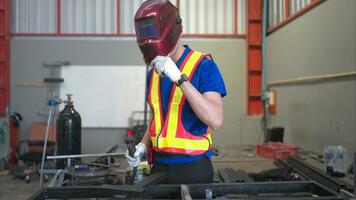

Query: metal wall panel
left=61, top=0, right=117, bottom=34
left=12, top=0, right=57, bottom=33
left=269, top=0, right=314, bottom=28
left=180, top=0, right=242, bottom=34
left=122, top=0, right=244, bottom=35
left=12, top=0, right=245, bottom=36
left=238, top=0, right=246, bottom=34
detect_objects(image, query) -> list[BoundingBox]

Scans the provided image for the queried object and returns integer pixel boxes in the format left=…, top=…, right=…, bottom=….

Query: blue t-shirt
left=147, top=45, right=227, bottom=164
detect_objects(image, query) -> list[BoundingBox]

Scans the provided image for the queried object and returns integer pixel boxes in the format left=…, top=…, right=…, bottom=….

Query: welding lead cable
left=39, top=106, right=54, bottom=188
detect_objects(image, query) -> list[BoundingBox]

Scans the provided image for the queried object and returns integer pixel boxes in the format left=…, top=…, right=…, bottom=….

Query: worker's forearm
left=180, top=81, right=223, bottom=131
left=140, top=128, right=151, bottom=148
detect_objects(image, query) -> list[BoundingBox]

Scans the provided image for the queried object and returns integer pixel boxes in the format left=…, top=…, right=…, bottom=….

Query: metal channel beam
left=286, top=157, right=353, bottom=192
left=142, top=181, right=337, bottom=199
left=225, top=197, right=341, bottom=200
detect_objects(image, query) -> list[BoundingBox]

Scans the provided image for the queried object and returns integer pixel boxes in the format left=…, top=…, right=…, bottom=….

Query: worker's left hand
left=150, top=56, right=182, bottom=82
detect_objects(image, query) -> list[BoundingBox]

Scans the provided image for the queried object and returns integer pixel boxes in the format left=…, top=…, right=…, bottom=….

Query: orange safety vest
left=148, top=50, right=213, bottom=155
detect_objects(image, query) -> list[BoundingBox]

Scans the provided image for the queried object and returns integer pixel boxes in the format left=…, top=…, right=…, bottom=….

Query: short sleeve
left=198, top=59, right=227, bottom=97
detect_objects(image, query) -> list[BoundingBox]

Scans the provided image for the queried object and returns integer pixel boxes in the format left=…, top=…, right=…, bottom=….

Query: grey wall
left=267, top=0, right=356, bottom=154
left=10, top=38, right=246, bottom=153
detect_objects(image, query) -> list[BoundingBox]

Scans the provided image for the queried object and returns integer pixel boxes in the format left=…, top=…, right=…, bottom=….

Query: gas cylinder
left=56, top=94, right=81, bottom=169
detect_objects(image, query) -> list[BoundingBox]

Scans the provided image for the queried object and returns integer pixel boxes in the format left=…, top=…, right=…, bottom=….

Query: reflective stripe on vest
left=148, top=50, right=213, bottom=155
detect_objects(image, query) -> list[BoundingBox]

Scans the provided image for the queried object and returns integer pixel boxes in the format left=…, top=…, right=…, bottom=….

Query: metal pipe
left=268, top=71, right=356, bottom=86
left=47, top=152, right=125, bottom=160
left=262, top=0, right=268, bottom=99
left=353, top=153, right=356, bottom=197
left=40, top=106, right=54, bottom=188
left=261, top=0, right=269, bottom=138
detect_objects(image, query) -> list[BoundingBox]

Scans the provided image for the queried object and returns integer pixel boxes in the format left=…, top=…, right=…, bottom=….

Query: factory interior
left=0, top=0, right=355, bottom=199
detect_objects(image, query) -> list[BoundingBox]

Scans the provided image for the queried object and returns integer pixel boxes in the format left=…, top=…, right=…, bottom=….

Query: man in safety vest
left=126, top=0, right=227, bottom=184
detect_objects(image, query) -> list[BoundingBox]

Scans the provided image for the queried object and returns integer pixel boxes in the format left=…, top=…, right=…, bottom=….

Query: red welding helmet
left=134, top=0, right=182, bottom=64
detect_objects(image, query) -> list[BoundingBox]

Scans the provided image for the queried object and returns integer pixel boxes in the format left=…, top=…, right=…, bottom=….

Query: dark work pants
left=151, top=156, right=214, bottom=184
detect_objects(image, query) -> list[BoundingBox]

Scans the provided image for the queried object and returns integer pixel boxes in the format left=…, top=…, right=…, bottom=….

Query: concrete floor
left=0, top=173, right=42, bottom=200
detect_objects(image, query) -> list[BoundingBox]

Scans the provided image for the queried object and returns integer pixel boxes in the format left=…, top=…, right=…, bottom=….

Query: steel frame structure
left=29, top=155, right=355, bottom=199
left=29, top=181, right=342, bottom=200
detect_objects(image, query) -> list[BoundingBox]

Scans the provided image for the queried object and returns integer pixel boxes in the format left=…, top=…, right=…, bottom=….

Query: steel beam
left=286, top=157, right=353, bottom=192
left=29, top=180, right=342, bottom=199
left=142, top=181, right=340, bottom=199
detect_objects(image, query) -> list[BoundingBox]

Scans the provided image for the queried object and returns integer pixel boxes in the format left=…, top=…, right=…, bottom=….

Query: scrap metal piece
left=205, top=189, right=213, bottom=200
left=218, top=168, right=233, bottom=183
left=235, top=169, right=254, bottom=182
left=48, top=169, right=65, bottom=187
left=219, top=168, right=253, bottom=183
left=181, top=185, right=192, bottom=200
left=105, top=171, right=167, bottom=193
left=213, top=171, right=223, bottom=183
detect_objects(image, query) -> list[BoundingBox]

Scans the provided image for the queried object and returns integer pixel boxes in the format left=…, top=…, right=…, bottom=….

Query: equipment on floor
left=265, top=126, right=284, bottom=142
left=56, top=94, right=81, bottom=169
left=9, top=112, right=22, bottom=164
left=14, top=124, right=56, bottom=183
left=45, top=151, right=126, bottom=186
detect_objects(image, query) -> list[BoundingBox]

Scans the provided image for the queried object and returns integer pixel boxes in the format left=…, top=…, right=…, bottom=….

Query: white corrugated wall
left=180, top=0, right=243, bottom=35
left=12, top=0, right=57, bottom=33
left=268, top=0, right=312, bottom=29
left=61, top=0, right=117, bottom=34
left=12, top=0, right=246, bottom=36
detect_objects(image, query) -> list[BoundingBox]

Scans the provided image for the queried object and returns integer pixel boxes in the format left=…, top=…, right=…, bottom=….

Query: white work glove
left=125, top=142, right=146, bottom=167
left=150, top=56, right=182, bottom=82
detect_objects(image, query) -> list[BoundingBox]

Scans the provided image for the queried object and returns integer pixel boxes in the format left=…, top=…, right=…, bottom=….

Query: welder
left=126, top=0, right=227, bottom=184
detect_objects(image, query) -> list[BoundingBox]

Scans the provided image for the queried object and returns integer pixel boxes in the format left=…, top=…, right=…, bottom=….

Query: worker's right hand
left=150, top=56, right=182, bottom=83
left=125, top=142, right=146, bottom=167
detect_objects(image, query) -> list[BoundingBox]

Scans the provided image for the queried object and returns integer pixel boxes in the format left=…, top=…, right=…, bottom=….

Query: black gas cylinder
left=56, top=94, right=81, bottom=169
